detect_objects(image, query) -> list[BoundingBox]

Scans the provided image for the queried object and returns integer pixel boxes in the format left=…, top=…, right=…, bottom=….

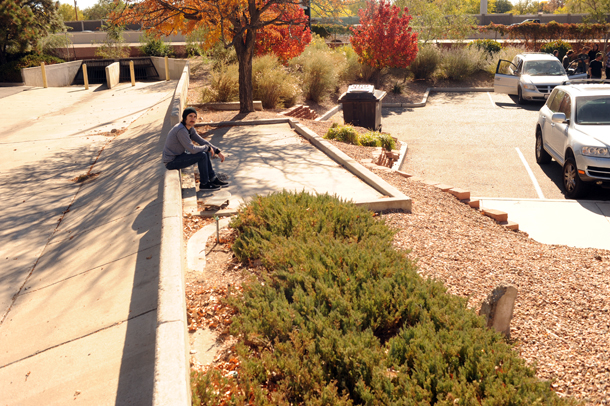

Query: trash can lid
left=338, top=87, right=386, bottom=102
left=347, top=84, right=374, bottom=93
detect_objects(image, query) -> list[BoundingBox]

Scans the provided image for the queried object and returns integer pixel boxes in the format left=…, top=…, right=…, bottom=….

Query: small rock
left=190, top=349, right=197, bottom=354
left=479, top=284, right=518, bottom=338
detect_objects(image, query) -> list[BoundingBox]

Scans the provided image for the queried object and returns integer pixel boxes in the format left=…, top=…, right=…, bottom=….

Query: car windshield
left=576, top=96, right=610, bottom=125
left=523, top=60, right=565, bottom=76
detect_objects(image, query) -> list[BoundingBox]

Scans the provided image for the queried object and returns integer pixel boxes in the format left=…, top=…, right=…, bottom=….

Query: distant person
left=589, top=52, right=603, bottom=79
left=553, top=49, right=559, bottom=59
left=606, top=51, right=610, bottom=79
left=562, top=50, right=574, bottom=69
left=162, top=107, right=228, bottom=190
left=588, top=44, right=599, bottom=63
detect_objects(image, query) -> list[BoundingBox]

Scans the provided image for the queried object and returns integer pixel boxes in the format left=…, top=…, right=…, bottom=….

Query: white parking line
left=487, top=92, right=496, bottom=107
left=516, top=147, right=545, bottom=199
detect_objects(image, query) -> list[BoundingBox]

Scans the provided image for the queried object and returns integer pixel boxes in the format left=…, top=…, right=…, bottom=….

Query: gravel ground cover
left=186, top=109, right=610, bottom=405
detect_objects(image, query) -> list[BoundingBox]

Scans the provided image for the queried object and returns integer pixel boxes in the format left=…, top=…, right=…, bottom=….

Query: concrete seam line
left=291, top=121, right=410, bottom=202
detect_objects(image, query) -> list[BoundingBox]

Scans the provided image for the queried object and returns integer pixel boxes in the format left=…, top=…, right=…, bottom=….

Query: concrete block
left=501, top=220, right=519, bottom=231
left=435, top=183, right=453, bottom=192
left=422, top=179, right=440, bottom=186
left=105, top=62, right=120, bottom=89
left=449, top=188, right=470, bottom=200
left=479, top=284, right=518, bottom=338
left=482, top=208, right=508, bottom=222
left=468, top=199, right=480, bottom=209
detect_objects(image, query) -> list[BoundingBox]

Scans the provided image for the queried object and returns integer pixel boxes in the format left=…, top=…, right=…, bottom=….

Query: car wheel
left=517, top=86, right=527, bottom=105
left=535, top=128, right=551, bottom=164
left=562, top=156, right=589, bottom=199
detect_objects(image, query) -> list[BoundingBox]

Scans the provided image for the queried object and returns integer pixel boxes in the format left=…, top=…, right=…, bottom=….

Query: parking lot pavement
left=384, top=91, right=610, bottom=201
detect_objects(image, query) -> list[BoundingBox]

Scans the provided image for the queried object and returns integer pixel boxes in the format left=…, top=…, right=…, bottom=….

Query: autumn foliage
left=254, top=4, right=312, bottom=64
left=350, top=0, right=418, bottom=71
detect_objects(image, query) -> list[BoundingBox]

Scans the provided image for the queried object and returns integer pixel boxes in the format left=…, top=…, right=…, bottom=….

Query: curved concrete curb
left=187, top=217, right=232, bottom=272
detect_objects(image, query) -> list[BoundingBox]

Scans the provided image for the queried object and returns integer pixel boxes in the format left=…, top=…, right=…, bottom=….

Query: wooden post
left=129, top=60, right=135, bottom=86
left=41, top=62, right=48, bottom=88
left=82, top=63, right=89, bottom=90
left=165, top=56, right=170, bottom=81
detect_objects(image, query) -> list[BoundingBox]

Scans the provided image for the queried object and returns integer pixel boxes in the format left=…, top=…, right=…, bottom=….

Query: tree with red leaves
left=350, top=0, right=418, bottom=71
left=255, top=4, right=312, bottom=64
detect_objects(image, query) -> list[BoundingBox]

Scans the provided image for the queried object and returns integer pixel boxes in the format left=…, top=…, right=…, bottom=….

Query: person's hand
left=218, top=151, right=225, bottom=163
left=208, top=147, right=215, bottom=159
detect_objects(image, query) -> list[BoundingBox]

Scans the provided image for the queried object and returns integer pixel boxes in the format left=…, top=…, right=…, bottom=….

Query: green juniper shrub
left=324, top=124, right=360, bottom=145
left=140, top=35, right=175, bottom=57
left=540, top=40, right=572, bottom=60
left=468, top=39, right=502, bottom=55
left=371, top=131, right=396, bottom=151
left=190, top=191, right=578, bottom=406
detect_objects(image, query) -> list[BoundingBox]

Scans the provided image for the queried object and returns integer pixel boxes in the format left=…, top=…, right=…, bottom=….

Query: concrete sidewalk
left=0, top=82, right=174, bottom=405
left=479, top=198, right=610, bottom=250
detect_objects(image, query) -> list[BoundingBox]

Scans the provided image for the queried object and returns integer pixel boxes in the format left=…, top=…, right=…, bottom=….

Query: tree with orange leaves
left=112, top=0, right=311, bottom=112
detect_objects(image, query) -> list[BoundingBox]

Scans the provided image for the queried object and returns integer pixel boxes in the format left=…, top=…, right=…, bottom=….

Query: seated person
left=162, top=107, right=228, bottom=190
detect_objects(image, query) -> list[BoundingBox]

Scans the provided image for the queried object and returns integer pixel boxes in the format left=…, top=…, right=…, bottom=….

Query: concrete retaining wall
left=170, top=63, right=190, bottom=127
left=21, top=60, right=82, bottom=87
left=150, top=57, right=189, bottom=81
left=105, top=62, right=120, bottom=89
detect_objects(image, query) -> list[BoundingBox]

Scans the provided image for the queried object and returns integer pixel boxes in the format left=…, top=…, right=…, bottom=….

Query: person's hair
left=566, top=50, right=574, bottom=55
left=553, top=49, right=558, bottom=54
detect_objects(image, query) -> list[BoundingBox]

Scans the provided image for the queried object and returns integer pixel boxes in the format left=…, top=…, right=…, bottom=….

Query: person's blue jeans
left=165, top=152, right=215, bottom=184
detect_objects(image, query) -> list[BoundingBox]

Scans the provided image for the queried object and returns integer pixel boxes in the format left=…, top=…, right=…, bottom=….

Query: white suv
left=535, top=81, right=610, bottom=198
left=494, top=53, right=586, bottom=104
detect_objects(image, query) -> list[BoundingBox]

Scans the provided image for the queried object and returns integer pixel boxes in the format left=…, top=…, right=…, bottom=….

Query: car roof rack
left=562, top=79, right=610, bottom=85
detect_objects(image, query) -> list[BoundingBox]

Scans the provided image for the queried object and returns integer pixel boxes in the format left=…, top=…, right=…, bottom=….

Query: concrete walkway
left=479, top=198, right=610, bottom=250
left=0, top=81, right=175, bottom=405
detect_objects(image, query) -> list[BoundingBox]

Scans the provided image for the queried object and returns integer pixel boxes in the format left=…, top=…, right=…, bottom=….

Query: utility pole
left=74, top=0, right=78, bottom=21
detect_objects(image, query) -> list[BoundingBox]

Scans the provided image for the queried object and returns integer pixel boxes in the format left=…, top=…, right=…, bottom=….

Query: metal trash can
left=338, top=84, right=386, bottom=131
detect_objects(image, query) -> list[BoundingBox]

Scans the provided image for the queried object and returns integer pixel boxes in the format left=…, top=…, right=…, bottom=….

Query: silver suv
left=535, top=81, right=610, bottom=198
left=494, top=53, right=586, bottom=104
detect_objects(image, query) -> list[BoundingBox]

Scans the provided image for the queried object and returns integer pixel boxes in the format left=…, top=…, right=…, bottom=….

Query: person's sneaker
left=200, top=182, right=220, bottom=190
left=212, top=177, right=229, bottom=187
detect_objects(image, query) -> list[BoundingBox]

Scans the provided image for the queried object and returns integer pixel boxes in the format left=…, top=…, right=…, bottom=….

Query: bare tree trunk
left=234, top=28, right=256, bottom=113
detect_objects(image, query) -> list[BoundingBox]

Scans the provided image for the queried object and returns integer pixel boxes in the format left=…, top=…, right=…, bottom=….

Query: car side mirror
left=551, top=112, right=567, bottom=123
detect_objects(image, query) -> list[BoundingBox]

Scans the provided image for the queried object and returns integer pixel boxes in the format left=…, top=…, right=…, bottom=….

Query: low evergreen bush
left=468, top=39, right=502, bottom=55
left=140, top=34, right=175, bottom=57
left=409, top=44, right=441, bottom=80
left=253, top=55, right=301, bottom=109
left=372, top=131, right=396, bottom=151
left=540, top=40, right=572, bottom=60
left=358, top=132, right=380, bottom=147
left=190, top=191, right=577, bottom=405
left=324, top=124, right=360, bottom=145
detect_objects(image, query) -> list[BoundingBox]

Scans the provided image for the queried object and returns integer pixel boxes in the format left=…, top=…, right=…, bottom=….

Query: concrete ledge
left=289, top=120, right=411, bottom=212
left=482, top=208, right=508, bottom=222
left=192, top=101, right=263, bottom=111
left=155, top=142, right=190, bottom=405
left=195, top=118, right=292, bottom=128
left=170, top=64, right=190, bottom=127
left=105, top=62, right=120, bottom=89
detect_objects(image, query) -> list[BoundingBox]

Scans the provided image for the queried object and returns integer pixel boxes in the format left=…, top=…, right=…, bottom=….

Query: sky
left=59, top=0, right=99, bottom=12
